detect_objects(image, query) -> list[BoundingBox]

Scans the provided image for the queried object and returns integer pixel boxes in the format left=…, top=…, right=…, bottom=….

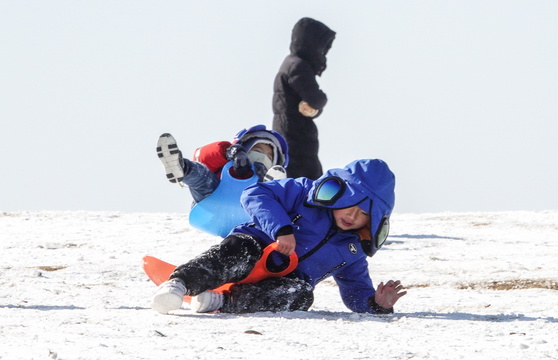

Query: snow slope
left=1, top=211, right=557, bottom=359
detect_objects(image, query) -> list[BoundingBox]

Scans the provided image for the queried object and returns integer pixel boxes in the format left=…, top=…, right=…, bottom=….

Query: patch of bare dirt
left=37, top=266, right=68, bottom=272
left=407, top=279, right=558, bottom=290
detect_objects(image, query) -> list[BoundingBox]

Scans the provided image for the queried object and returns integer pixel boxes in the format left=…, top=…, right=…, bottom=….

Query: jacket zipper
left=298, top=227, right=336, bottom=262
left=315, top=261, right=346, bottom=283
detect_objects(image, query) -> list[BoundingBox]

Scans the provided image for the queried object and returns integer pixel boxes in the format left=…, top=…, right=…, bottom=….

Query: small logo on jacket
left=348, top=243, right=358, bottom=254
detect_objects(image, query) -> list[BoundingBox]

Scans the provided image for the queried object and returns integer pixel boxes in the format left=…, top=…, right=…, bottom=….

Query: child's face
left=251, top=143, right=273, bottom=161
left=333, top=205, right=370, bottom=231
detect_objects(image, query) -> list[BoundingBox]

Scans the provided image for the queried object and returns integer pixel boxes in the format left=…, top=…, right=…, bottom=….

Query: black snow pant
left=272, top=114, right=323, bottom=180
left=170, top=233, right=314, bottom=313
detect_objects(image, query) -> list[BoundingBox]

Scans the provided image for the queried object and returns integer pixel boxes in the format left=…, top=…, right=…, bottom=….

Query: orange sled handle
left=214, top=242, right=298, bottom=292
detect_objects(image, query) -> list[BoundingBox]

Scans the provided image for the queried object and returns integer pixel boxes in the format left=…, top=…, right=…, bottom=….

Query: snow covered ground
left=1, top=210, right=557, bottom=359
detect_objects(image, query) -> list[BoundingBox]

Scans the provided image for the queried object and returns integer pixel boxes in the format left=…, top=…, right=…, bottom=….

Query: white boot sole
left=264, top=165, right=287, bottom=181
left=156, top=133, right=184, bottom=183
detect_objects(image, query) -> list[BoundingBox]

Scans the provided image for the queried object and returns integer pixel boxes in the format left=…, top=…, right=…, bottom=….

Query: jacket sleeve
left=334, top=260, right=380, bottom=313
left=240, top=178, right=310, bottom=239
left=192, top=141, right=231, bottom=173
left=288, top=59, right=328, bottom=111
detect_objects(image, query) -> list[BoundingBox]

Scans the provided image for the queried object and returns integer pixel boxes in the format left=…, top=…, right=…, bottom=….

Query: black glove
left=226, top=144, right=252, bottom=178
left=253, top=162, right=268, bottom=181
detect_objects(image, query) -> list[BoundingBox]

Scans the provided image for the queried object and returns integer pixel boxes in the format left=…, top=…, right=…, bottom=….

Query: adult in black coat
left=272, top=17, right=336, bottom=180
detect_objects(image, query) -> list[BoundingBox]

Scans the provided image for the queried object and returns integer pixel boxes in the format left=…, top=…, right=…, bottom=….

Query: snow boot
left=151, top=278, right=187, bottom=314
left=190, top=291, right=224, bottom=313
left=156, top=133, right=185, bottom=184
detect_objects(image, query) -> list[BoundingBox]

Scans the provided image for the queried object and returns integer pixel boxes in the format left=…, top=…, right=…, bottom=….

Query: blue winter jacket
left=232, top=159, right=396, bottom=313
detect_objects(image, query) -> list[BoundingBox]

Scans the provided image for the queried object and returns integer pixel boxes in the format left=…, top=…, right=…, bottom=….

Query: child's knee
left=291, top=280, right=314, bottom=311
left=220, top=233, right=262, bottom=261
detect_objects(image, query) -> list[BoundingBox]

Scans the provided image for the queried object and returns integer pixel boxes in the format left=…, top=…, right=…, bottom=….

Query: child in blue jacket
left=151, top=159, right=406, bottom=314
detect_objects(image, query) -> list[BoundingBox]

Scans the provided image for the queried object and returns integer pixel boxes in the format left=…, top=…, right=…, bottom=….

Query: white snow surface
left=1, top=210, right=557, bottom=360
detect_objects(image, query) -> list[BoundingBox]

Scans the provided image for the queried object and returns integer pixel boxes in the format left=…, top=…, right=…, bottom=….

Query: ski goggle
left=361, top=215, right=390, bottom=256
left=375, top=216, right=390, bottom=249
left=313, top=176, right=346, bottom=206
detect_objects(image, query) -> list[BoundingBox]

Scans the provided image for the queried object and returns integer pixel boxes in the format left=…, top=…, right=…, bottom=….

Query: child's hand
left=298, top=101, right=318, bottom=117
left=374, top=280, right=407, bottom=309
left=276, top=234, right=296, bottom=256
left=226, top=145, right=252, bottom=178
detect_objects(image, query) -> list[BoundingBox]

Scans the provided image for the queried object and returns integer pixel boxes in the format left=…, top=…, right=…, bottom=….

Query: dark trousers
left=272, top=115, right=323, bottom=180
left=170, top=234, right=314, bottom=313
left=181, top=159, right=220, bottom=203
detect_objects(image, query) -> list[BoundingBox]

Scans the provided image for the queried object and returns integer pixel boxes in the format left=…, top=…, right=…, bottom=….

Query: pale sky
left=1, top=1, right=557, bottom=214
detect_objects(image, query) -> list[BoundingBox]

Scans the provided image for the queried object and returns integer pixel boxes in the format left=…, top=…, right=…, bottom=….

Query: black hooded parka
left=272, top=17, right=336, bottom=180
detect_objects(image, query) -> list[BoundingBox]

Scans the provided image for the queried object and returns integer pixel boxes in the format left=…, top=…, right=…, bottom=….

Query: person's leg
left=219, top=277, right=314, bottom=313
left=151, top=233, right=262, bottom=314
left=273, top=116, right=322, bottom=180
left=170, top=233, right=262, bottom=295
left=180, top=159, right=220, bottom=203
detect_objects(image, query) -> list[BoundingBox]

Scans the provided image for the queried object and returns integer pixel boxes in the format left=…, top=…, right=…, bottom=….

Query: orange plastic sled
left=143, top=242, right=298, bottom=303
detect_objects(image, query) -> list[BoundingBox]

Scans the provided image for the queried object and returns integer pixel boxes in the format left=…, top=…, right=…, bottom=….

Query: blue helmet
left=232, top=125, right=289, bottom=167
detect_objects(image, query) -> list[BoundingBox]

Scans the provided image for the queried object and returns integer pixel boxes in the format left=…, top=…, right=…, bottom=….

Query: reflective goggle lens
left=375, top=217, right=390, bottom=249
left=314, top=177, right=345, bottom=205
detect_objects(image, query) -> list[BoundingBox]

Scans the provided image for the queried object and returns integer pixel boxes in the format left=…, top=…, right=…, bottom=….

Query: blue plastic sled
left=189, top=162, right=258, bottom=237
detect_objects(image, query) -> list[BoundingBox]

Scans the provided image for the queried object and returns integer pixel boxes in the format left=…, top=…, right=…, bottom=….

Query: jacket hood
left=232, top=124, right=289, bottom=167
left=306, top=159, right=396, bottom=244
left=289, top=17, right=336, bottom=76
